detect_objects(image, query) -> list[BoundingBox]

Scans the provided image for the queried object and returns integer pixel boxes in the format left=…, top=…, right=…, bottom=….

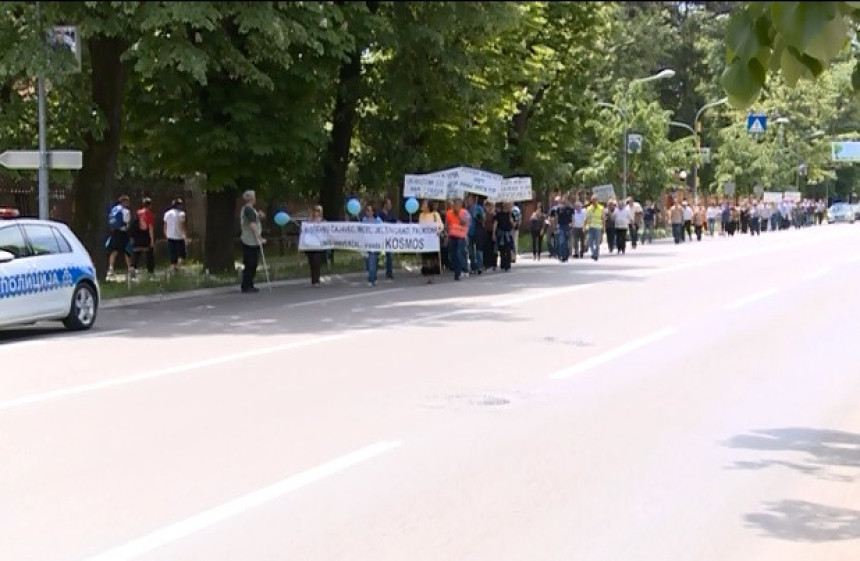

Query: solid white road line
left=84, top=440, right=402, bottom=561
left=284, top=288, right=404, bottom=308
left=0, top=333, right=347, bottom=412
left=802, top=267, right=832, bottom=281
left=549, top=327, right=677, bottom=380
left=724, top=288, right=779, bottom=310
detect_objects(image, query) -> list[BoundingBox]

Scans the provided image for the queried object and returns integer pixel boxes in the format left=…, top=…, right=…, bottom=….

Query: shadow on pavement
left=724, top=427, right=860, bottom=478
left=744, top=499, right=860, bottom=542
left=0, top=266, right=648, bottom=342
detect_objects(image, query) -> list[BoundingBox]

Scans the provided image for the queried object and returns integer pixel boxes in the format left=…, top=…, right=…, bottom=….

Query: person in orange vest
left=446, top=198, right=470, bottom=281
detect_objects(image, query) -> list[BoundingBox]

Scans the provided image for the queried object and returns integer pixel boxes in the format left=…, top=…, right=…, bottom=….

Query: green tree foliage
left=721, top=1, right=859, bottom=110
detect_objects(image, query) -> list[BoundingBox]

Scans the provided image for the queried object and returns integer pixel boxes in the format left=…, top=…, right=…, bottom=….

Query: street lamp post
left=669, top=97, right=728, bottom=205
left=597, top=68, right=675, bottom=201
left=775, top=117, right=825, bottom=195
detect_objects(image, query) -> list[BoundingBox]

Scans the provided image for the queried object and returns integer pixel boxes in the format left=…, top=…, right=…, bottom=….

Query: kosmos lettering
left=384, top=237, right=425, bottom=251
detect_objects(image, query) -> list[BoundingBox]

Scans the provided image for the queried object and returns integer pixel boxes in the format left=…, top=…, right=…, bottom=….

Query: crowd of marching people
left=394, top=193, right=832, bottom=287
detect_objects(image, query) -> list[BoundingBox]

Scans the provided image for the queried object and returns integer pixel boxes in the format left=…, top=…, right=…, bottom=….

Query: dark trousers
left=750, top=217, right=761, bottom=236
left=132, top=248, right=155, bottom=273
left=694, top=224, right=703, bottom=241
left=241, top=243, right=260, bottom=290
left=606, top=225, right=617, bottom=252
left=306, top=251, right=323, bottom=284
left=683, top=220, right=692, bottom=241
left=615, top=228, right=628, bottom=253
left=672, top=223, right=683, bottom=244
left=530, top=231, right=543, bottom=258
left=629, top=224, right=639, bottom=248
left=572, top=227, right=586, bottom=257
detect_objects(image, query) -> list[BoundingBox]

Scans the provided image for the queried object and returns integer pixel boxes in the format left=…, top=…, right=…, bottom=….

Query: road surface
left=2, top=225, right=859, bottom=561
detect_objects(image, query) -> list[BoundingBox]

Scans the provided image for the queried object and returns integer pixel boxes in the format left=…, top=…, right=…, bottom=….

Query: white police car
left=0, top=218, right=100, bottom=330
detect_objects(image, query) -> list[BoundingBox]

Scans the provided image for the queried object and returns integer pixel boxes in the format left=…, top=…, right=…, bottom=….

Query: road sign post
left=746, top=113, right=768, bottom=137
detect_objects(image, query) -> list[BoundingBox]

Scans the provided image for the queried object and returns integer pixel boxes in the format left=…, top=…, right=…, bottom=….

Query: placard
left=591, top=184, right=616, bottom=202
left=493, top=177, right=533, bottom=202
left=299, top=222, right=440, bottom=253
left=762, top=192, right=783, bottom=203
left=782, top=191, right=802, bottom=203
left=455, top=166, right=502, bottom=199
left=403, top=172, right=448, bottom=201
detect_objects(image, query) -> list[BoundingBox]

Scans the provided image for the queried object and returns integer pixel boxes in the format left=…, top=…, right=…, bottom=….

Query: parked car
left=827, top=202, right=856, bottom=224
left=852, top=203, right=860, bottom=220
left=0, top=218, right=100, bottom=331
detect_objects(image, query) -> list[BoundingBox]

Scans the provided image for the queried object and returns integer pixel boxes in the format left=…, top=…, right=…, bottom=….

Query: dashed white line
left=84, top=440, right=402, bottom=561
left=549, top=327, right=677, bottom=380
left=725, top=289, right=779, bottom=310
left=802, top=267, right=832, bottom=281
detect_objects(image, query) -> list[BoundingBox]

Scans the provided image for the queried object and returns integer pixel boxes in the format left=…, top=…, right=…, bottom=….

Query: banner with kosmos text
left=299, top=222, right=441, bottom=253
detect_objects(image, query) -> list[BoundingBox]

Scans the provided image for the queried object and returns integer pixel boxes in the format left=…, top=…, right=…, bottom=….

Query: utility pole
left=37, top=1, right=49, bottom=220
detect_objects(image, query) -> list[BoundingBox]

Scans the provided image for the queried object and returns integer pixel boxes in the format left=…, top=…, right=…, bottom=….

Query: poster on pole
left=591, top=184, right=616, bottom=202
left=492, top=177, right=533, bottom=203
left=762, top=192, right=783, bottom=203
left=782, top=191, right=802, bottom=203
left=455, top=166, right=502, bottom=199
left=299, top=222, right=440, bottom=253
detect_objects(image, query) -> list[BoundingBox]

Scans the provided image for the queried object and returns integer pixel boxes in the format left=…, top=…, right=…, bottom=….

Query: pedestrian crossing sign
left=747, top=113, right=767, bottom=135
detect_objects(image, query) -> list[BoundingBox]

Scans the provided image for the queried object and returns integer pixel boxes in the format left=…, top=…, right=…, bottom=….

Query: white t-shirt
left=682, top=206, right=694, bottom=221
left=164, top=209, right=186, bottom=240
left=613, top=207, right=631, bottom=229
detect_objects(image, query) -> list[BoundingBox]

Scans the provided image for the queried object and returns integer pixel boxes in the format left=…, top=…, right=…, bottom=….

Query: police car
left=0, top=218, right=100, bottom=331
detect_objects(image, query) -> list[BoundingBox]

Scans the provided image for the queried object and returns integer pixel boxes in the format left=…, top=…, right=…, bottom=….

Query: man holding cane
left=240, top=190, right=265, bottom=294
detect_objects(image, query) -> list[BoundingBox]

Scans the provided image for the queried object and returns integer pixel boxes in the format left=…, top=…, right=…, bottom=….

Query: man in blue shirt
left=361, top=203, right=382, bottom=287
left=467, top=195, right=485, bottom=274
left=377, top=198, right=397, bottom=280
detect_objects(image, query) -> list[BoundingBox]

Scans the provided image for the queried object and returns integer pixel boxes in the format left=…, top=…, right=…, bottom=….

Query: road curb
left=100, top=272, right=367, bottom=309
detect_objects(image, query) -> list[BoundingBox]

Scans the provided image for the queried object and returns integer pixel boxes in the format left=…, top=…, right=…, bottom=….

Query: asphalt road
left=2, top=224, right=860, bottom=561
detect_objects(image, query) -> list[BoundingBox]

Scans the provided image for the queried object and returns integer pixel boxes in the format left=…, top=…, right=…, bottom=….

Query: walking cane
left=256, top=235, right=273, bottom=293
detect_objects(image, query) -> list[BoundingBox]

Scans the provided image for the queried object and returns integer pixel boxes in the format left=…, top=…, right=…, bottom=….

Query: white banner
left=492, top=177, right=533, bottom=203
left=404, top=172, right=448, bottom=201
left=782, top=190, right=802, bottom=203
left=762, top=192, right=783, bottom=203
left=299, top=222, right=440, bottom=253
left=592, top=184, right=616, bottom=202
left=455, top=166, right=502, bottom=199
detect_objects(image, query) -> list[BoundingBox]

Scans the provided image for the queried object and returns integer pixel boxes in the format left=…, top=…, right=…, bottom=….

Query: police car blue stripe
left=0, top=266, right=91, bottom=299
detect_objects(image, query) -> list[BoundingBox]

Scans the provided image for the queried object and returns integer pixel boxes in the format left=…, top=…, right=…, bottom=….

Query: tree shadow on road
left=724, top=427, right=860, bottom=479
left=0, top=267, right=649, bottom=342
left=744, top=499, right=860, bottom=542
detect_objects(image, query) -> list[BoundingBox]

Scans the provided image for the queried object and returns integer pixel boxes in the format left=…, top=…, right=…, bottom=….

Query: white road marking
left=802, top=267, right=832, bottom=281
left=0, top=333, right=347, bottom=412
left=724, top=289, right=779, bottom=310
left=285, top=288, right=403, bottom=309
left=84, top=440, right=402, bottom=561
left=549, top=327, right=677, bottom=380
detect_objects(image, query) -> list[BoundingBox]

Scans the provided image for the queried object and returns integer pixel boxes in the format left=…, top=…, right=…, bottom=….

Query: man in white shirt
left=760, top=200, right=772, bottom=232
left=163, top=197, right=188, bottom=271
left=681, top=201, right=694, bottom=241
left=613, top=203, right=632, bottom=254
left=706, top=204, right=719, bottom=236
left=627, top=198, right=643, bottom=249
left=571, top=200, right=587, bottom=258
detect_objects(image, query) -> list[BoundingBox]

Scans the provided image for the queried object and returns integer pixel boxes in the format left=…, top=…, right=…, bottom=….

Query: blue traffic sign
left=747, top=113, right=767, bottom=134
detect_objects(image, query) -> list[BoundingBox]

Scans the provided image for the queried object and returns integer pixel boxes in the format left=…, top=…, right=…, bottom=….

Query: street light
left=669, top=97, right=728, bottom=205
left=597, top=68, right=676, bottom=201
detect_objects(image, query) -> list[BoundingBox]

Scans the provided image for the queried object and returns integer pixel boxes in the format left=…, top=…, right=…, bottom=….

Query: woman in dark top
left=482, top=201, right=497, bottom=271
left=493, top=202, right=515, bottom=271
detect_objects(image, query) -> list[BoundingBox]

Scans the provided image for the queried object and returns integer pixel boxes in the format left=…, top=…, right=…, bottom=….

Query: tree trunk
left=506, top=84, right=549, bottom=172
left=320, top=49, right=362, bottom=221
left=71, top=36, right=126, bottom=280
left=204, top=186, right=240, bottom=274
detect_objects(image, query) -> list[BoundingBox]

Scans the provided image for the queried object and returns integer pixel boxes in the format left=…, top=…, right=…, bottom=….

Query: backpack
left=108, top=204, right=125, bottom=230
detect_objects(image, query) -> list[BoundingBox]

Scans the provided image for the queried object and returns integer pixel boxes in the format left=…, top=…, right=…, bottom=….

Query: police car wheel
left=63, top=283, right=98, bottom=331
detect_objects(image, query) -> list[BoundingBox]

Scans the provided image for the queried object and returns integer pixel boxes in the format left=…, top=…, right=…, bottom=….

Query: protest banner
left=591, top=184, right=616, bottom=202
left=299, top=222, right=440, bottom=253
left=455, top=166, right=502, bottom=199
left=762, top=192, right=783, bottom=203
left=782, top=191, right=802, bottom=203
left=492, top=177, right=533, bottom=203
left=403, top=172, right=448, bottom=200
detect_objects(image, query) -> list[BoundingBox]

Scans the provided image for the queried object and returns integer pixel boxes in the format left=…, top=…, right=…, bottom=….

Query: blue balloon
left=274, top=211, right=290, bottom=227
left=405, top=197, right=419, bottom=215
left=347, top=198, right=361, bottom=217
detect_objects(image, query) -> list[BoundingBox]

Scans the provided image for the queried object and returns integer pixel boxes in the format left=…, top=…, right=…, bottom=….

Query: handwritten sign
left=591, top=184, right=616, bottom=202
left=492, top=177, right=533, bottom=202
